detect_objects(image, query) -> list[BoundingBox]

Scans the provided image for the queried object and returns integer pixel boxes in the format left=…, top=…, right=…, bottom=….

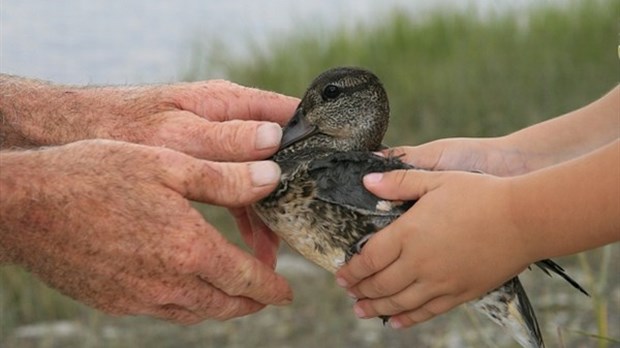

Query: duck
left=253, top=66, right=588, bottom=348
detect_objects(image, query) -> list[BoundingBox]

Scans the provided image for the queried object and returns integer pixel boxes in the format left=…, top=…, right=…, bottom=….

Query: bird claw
left=345, top=233, right=375, bottom=262
left=354, top=233, right=374, bottom=253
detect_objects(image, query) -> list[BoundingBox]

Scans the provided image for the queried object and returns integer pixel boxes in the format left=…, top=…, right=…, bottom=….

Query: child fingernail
left=353, top=304, right=366, bottom=318
left=336, top=277, right=348, bottom=287
left=390, top=318, right=403, bottom=329
left=364, top=172, right=383, bottom=184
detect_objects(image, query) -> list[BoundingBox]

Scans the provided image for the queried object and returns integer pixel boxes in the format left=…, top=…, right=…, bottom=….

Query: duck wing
left=307, top=152, right=415, bottom=218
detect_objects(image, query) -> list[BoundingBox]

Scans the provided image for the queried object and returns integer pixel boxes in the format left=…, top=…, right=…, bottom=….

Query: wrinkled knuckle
left=198, top=161, right=231, bottom=202
left=213, top=301, right=259, bottom=321
left=208, top=303, right=237, bottom=321
left=222, top=259, right=258, bottom=296
left=233, top=168, right=256, bottom=202
left=141, top=286, right=163, bottom=305
left=160, top=305, right=202, bottom=325
left=205, top=294, right=262, bottom=321
left=153, top=146, right=185, bottom=168
left=178, top=315, right=203, bottom=326
left=194, top=288, right=218, bottom=314
left=141, top=282, right=183, bottom=309
left=212, top=309, right=236, bottom=321
left=193, top=249, right=269, bottom=311
left=217, top=122, right=247, bottom=156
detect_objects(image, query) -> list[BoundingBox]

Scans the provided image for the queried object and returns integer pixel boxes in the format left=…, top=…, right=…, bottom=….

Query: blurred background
left=1, top=0, right=618, bottom=347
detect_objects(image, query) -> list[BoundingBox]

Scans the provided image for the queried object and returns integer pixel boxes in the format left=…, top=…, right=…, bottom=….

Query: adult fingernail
left=255, top=123, right=282, bottom=150
left=249, top=161, right=281, bottom=187
left=336, top=277, right=349, bottom=288
left=363, top=172, right=384, bottom=184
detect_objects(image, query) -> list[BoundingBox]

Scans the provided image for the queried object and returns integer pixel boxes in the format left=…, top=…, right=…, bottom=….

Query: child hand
left=335, top=169, right=531, bottom=329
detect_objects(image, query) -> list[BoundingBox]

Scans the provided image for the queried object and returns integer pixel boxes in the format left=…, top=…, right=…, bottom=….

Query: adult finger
left=195, top=233, right=293, bottom=306
left=174, top=80, right=299, bottom=125
left=362, top=169, right=443, bottom=202
left=230, top=208, right=255, bottom=249
left=230, top=208, right=279, bottom=268
left=154, top=112, right=283, bottom=161
left=247, top=208, right=280, bottom=268
left=335, top=229, right=402, bottom=289
left=141, top=304, right=203, bottom=325
left=138, top=277, right=266, bottom=324
left=160, top=150, right=281, bottom=207
left=172, top=277, right=266, bottom=321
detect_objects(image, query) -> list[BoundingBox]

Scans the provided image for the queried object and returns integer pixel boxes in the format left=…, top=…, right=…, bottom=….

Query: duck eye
left=322, top=84, right=341, bottom=100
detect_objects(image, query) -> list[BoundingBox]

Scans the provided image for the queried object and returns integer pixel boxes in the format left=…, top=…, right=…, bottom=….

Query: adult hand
left=0, top=140, right=293, bottom=324
left=335, top=169, right=530, bottom=329
left=107, top=80, right=299, bottom=160
left=1, top=74, right=300, bottom=286
left=1, top=76, right=299, bottom=161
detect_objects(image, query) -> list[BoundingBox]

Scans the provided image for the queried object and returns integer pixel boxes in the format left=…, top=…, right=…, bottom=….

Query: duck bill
left=279, top=107, right=318, bottom=150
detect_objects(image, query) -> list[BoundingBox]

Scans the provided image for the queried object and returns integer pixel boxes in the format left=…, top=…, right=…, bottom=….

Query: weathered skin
left=0, top=74, right=297, bottom=324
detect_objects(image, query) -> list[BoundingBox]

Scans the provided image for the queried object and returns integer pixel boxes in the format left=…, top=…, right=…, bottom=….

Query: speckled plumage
left=253, top=67, right=588, bottom=348
left=257, top=151, right=413, bottom=272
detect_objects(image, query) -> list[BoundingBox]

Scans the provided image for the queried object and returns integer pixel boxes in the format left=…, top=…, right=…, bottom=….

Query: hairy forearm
left=509, top=140, right=620, bottom=261
left=0, top=74, right=165, bottom=149
left=500, top=85, right=620, bottom=173
left=0, top=143, right=113, bottom=265
left=0, top=149, right=47, bottom=264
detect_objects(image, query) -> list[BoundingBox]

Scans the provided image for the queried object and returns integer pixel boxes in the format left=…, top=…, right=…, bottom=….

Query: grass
left=185, top=0, right=618, bottom=145
left=2, top=0, right=619, bottom=347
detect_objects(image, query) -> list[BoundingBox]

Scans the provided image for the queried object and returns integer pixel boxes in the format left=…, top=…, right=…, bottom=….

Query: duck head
left=279, top=67, right=390, bottom=154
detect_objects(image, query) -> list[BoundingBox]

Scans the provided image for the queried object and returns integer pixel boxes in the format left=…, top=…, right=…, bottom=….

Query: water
left=1, top=0, right=562, bottom=85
